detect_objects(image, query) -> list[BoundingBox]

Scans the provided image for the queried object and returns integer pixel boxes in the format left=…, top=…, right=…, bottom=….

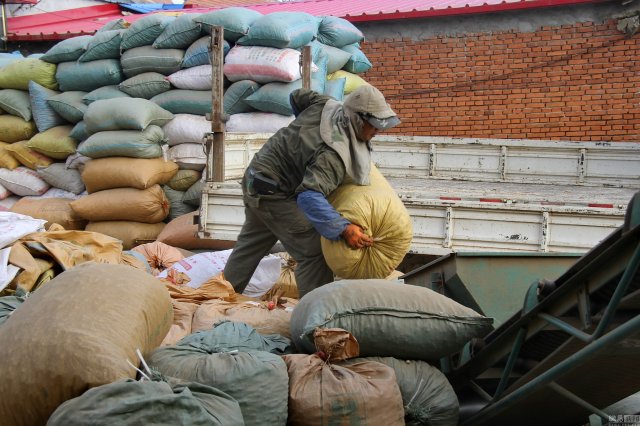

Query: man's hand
left=342, top=224, right=373, bottom=249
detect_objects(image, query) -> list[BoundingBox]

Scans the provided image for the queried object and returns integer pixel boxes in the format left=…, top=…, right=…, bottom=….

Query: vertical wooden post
left=300, top=45, right=312, bottom=90
left=206, top=26, right=225, bottom=183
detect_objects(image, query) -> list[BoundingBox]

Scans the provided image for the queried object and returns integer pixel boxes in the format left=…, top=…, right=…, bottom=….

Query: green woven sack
left=151, top=89, right=210, bottom=115
left=121, top=14, right=175, bottom=50
left=121, top=46, right=184, bottom=78
left=163, top=185, right=197, bottom=221
left=82, top=85, right=131, bottom=105
left=78, top=29, right=125, bottom=62
left=48, top=378, right=244, bottom=426
left=78, top=125, right=166, bottom=159
left=0, top=58, right=57, bottom=90
left=237, top=12, right=320, bottom=49
left=0, top=294, right=26, bottom=326
left=151, top=321, right=290, bottom=426
left=343, top=357, right=459, bottom=426
left=28, top=81, right=66, bottom=133
left=182, top=36, right=230, bottom=68
left=0, top=89, right=32, bottom=121
left=291, top=279, right=494, bottom=362
left=47, top=91, right=88, bottom=124
left=224, top=80, right=260, bottom=115
left=341, top=43, right=372, bottom=74
left=167, top=169, right=201, bottom=191
left=194, top=7, right=262, bottom=42
left=84, top=98, right=173, bottom=134
left=56, top=59, right=124, bottom=92
left=317, top=16, right=364, bottom=48
left=40, top=35, right=92, bottom=63
left=119, top=72, right=171, bottom=99
left=153, top=13, right=203, bottom=49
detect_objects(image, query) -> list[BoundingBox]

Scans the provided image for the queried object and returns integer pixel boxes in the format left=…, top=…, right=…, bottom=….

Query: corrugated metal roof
left=197, top=0, right=609, bottom=22
left=6, top=0, right=609, bottom=41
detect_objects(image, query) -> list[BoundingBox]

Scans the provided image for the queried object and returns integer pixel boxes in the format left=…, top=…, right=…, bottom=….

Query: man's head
left=343, top=85, right=400, bottom=141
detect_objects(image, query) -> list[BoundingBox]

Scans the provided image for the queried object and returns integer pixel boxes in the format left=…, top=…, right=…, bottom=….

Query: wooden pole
left=206, top=26, right=225, bottom=183
left=300, top=45, right=311, bottom=89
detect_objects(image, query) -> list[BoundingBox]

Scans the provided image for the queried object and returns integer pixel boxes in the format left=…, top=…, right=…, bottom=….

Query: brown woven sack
left=85, top=221, right=166, bottom=249
left=156, top=210, right=236, bottom=250
left=0, top=263, right=173, bottom=426
left=10, top=197, right=87, bottom=230
left=82, top=157, right=178, bottom=193
left=71, top=184, right=169, bottom=223
left=283, top=353, right=405, bottom=426
left=161, top=299, right=200, bottom=346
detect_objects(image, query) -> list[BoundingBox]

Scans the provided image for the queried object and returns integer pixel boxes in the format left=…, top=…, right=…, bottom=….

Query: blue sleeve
left=297, top=190, right=350, bottom=241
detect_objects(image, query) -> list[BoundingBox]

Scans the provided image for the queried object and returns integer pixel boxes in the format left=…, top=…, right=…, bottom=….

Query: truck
left=199, top=133, right=640, bottom=256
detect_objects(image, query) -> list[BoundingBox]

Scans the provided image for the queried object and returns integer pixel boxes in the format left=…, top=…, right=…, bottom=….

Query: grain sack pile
left=0, top=10, right=461, bottom=426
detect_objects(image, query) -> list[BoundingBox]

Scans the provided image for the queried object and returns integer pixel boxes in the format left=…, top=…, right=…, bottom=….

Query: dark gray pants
left=223, top=195, right=335, bottom=298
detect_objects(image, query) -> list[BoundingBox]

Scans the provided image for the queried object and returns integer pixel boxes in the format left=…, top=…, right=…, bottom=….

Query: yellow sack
left=0, top=58, right=58, bottom=90
left=0, top=116, right=37, bottom=143
left=321, top=164, right=412, bottom=279
left=328, top=70, right=370, bottom=94
left=0, top=141, right=19, bottom=169
left=4, top=140, right=54, bottom=169
left=26, top=125, right=76, bottom=160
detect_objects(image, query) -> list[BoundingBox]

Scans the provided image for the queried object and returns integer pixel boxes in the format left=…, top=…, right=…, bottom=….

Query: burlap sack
left=156, top=210, right=236, bottom=250
left=261, top=253, right=298, bottom=302
left=0, top=263, right=173, bottom=426
left=192, top=298, right=296, bottom=338
left=70, top=184, right=169, bottom=223
left=10, top=197, right=88, bottom=230
left=161, top=299, right=200, bottom=346
left=283, top=353, right=405, bottom=426
left=321, top=164, right=412, bottom=279
left=161, top=273, right=238, bottom=304
left=81, top=157, right=178, bottom=193
left=84, top=220, right=166, bottom=250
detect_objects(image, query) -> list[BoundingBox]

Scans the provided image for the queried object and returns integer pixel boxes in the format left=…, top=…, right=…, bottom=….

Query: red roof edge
left=346, top=0, right=608, bottom=22
left=7, top=3, right=123, bottom=41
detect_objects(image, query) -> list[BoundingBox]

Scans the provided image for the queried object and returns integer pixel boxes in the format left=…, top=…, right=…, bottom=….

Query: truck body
left=200, top=135, right=640, bottom=255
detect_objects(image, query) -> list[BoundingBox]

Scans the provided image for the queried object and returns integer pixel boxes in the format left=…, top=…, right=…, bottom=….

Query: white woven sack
left=24, top=187, right=84, bottom=200
left=0, top=167, right=50, bottom=196
left=0, top=212, right=46, bottom=249
left=0, top=196, right=19, bottom=212
left=167, top=143, right=206, bottom=171
left=226, top=112, right=294, bottom=133
left=166, top=65, right=212, bottom=90
left=157, top=249, right=280, bottom=293
left=223, top=46, right=301, bottom=83
left=0, top=182, right=10, bottom=200
left=163, top=114, right=210, bottom=146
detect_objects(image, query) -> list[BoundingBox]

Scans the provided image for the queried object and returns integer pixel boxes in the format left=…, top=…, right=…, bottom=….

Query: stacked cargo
left=0, top=8, right=470, bottom=426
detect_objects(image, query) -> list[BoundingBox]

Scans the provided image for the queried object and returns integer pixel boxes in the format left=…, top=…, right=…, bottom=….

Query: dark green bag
left=48, top=377, right=244, bottom=426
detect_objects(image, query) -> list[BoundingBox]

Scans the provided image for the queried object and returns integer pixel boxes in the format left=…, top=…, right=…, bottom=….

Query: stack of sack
left=1, top=212, right=484, bottom=425
left=0, top=7, right=375, bottom=245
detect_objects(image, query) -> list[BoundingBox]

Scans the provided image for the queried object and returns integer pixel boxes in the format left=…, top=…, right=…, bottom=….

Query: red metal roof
left=7, top=0, right=608, bottom=41
left=188, top=0, right=609, bottom=22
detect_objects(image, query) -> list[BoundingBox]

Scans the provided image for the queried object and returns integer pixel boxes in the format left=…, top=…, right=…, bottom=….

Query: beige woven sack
left=0, top=263, right=173, bottom=426
left=10, top=197, right=87, bottom=230
left=71, top=184, right=169, bottom=223
left=82, top=157, right=178, bottom=193
left=321, top=164, right=412, bottom=279
left=85, top=221, right=166, bottom=250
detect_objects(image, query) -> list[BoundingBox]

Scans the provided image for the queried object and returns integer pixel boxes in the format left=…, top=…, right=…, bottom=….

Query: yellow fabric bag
left=321, top=164, right=412, bottom=279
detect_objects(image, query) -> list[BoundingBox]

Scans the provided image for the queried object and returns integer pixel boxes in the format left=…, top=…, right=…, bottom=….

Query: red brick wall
left=362, top=20, right=640, bottom=142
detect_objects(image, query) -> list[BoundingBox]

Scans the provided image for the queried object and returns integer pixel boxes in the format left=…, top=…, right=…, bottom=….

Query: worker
left=223, top=84, right=400, bottom=298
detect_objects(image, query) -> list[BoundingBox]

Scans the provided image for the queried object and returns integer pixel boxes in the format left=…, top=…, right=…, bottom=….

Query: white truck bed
left=200, top=135, right=640, bottom=255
